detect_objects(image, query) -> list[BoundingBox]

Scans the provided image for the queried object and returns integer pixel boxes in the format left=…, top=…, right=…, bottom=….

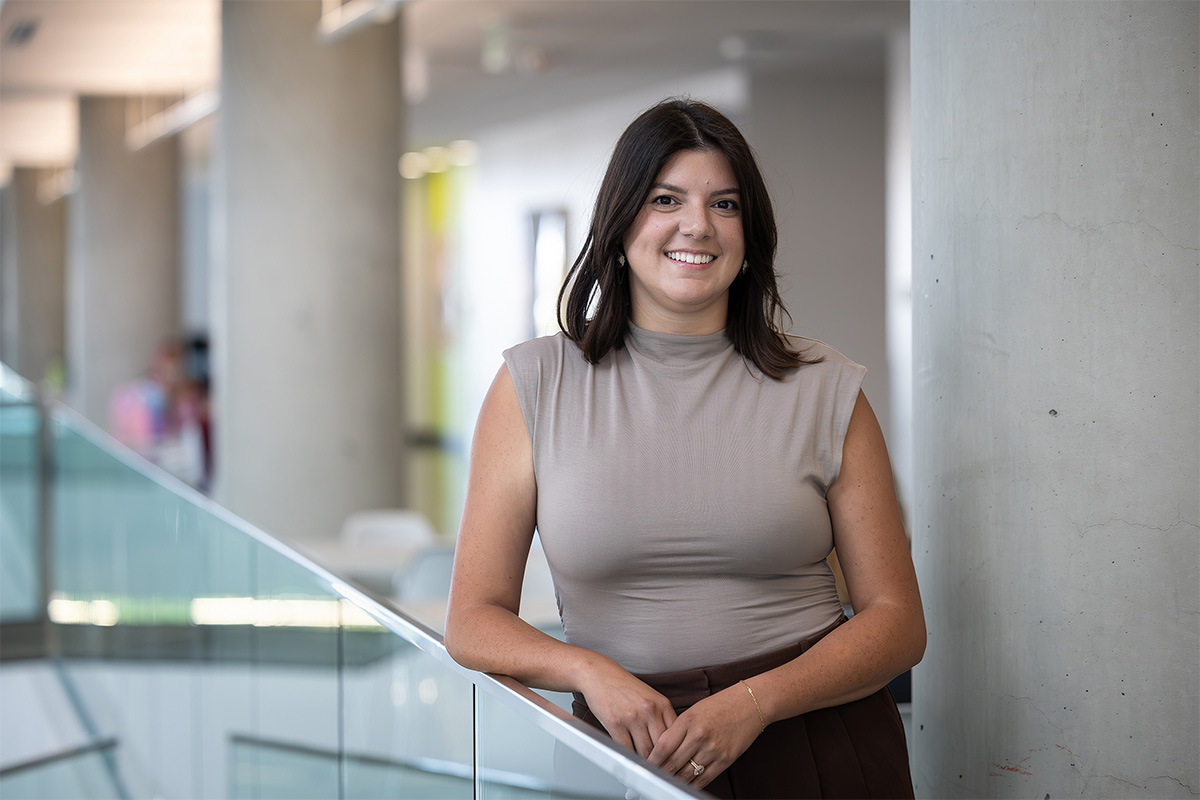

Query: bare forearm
left=445, top=602, right=611, bottom=693
left=750, top=602, right=925, bottom=725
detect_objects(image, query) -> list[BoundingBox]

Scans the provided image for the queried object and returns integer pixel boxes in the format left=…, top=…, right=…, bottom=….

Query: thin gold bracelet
left=739, top=679, right=767, bottom=732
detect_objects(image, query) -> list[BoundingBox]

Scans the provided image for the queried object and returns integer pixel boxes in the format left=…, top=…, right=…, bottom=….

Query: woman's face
left=621, top=148, right=745, bottom=334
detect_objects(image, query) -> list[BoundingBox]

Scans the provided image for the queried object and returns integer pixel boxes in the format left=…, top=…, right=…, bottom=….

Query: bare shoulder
left=476, top=363, right=531, bottom=450
left=447, top=364, right=539, bottom=620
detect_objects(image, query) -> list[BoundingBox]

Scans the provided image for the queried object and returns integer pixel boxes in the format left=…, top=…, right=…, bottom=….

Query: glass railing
left=0, top=362, right=702, bottom=800
left=0, top=364, right=42, bottom=625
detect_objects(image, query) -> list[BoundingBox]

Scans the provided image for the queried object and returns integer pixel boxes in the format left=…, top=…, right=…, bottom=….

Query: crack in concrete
left=1147, top=775, right=1199, bottom=795
left=1092, top=773, right=1199, bottom=796
left=1017, top=211, right=1200, bottom=251
left=1083, top=517, right=1196, bottom=534
left=988, top=692, right=1067, bottom=737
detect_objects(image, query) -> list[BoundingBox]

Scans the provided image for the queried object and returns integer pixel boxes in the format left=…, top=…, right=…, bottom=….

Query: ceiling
left=0, top=0, right=906, bottom=174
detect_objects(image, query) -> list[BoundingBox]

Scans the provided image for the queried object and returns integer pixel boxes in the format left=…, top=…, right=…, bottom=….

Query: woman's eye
left=651, top=195, right=678, bottom=207
left=714, top=199, right=740, bottom=211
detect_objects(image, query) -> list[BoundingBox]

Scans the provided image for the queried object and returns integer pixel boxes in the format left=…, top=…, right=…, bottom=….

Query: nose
left=678, top=204, right=714, bottom=238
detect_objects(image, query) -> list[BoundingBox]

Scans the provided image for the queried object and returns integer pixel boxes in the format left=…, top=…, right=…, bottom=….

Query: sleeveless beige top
left=503, top=325, right=866, bottom=673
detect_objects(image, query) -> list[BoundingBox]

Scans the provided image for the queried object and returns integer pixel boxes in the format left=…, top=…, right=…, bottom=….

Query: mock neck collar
left=625, top=323, right=733, bottom=365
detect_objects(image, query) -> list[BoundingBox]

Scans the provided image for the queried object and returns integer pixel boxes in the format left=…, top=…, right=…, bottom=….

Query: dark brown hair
left=557, top=98, right=817, bottom=379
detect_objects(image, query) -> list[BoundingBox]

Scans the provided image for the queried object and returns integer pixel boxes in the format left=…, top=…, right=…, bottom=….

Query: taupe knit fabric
left=503, top=325, right=865, bottom=674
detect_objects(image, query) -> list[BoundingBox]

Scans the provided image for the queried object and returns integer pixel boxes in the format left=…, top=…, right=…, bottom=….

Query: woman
left=445, top=98, right=925, bottom=799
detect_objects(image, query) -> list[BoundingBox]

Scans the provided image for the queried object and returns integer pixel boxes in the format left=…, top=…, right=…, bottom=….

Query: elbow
left=904, top=607, right=928, bottom=671
left=907, top=631, right=927, bottom=672
left=443, top=608, right=488, bottom=673
left=443, top=627, right=464, bottom=667
left=442, top=614, right=473, bottom=670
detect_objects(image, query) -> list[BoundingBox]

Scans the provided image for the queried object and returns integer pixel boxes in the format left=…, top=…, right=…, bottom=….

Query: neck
left=630, top=305, right=728, bottom=337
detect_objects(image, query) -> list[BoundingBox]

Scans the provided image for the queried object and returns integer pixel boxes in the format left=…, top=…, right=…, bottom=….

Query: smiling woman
left=445, top=98, right=924, bottom=799
left=621, top=148, right=745, bottom=334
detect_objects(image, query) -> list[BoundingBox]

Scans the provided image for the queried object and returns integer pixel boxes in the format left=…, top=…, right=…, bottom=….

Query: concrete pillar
left=67, top=97, right=180, bottom=423
left=0, top=183, right=16, bottom=368
left=214, top=0, right=404, bottom=544
left=0, top=169, right=67, bottom=384
left=911, top=2, right=1198, bottom=798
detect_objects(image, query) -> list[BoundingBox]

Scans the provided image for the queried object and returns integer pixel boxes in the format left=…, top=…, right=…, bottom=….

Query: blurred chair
left=339, top=509, right=436, bottom=549
left=396, top=545, right=456, bottom=602
left=328, top=509, right=437, bottom=597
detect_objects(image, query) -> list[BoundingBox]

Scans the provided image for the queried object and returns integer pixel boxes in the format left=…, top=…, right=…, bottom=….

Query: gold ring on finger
left=689, top=759, right=705, bottom=777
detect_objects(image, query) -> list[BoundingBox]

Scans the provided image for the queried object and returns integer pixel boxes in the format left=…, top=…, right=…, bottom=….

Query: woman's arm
left=648, top=390, right=926, bottom=788
left=444, top=365, right=677, bottom=756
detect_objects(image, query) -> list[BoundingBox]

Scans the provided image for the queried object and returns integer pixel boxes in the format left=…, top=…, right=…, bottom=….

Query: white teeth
left=666, top=251, right=715, bottom=265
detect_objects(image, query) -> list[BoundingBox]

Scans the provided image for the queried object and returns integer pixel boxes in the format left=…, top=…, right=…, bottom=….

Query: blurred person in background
left=445, top=99, right=924, bottom=799
left=110, top=336, right=210, bottom=490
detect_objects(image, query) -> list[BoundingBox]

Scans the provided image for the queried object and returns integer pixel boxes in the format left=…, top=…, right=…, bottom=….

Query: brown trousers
left=572, top=619, right=914, bottom=799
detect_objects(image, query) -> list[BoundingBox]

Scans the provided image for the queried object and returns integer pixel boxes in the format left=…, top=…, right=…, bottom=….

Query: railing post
left=36, top=387, right=58, bottom=658
left=472, top=683, right=482, bottom=800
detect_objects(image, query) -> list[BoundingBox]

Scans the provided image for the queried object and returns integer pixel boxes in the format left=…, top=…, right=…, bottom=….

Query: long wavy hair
left=557, top=98, right=815, bottom=379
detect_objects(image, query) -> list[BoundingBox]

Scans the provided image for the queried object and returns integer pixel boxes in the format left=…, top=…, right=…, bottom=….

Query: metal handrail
left=0, top=737, right=118, bottom=778
left=31, top=385, right=705, bottom=800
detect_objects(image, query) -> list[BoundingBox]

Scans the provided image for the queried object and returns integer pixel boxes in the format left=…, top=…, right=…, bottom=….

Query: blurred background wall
left=0, top=1, right=1195, bottom=797
left=0, top=0, right=913, bottom=544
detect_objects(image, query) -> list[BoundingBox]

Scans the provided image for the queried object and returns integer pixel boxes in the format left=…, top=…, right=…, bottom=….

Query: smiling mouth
left=665, top=251, right=715, bottom=265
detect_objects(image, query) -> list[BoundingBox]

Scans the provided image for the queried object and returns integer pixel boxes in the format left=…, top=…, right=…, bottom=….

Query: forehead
left=655, top=148, right=738, bottom=188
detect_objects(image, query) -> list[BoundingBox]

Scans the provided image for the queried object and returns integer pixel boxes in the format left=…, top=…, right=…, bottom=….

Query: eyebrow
left=653, top=182, right=740, bottom=198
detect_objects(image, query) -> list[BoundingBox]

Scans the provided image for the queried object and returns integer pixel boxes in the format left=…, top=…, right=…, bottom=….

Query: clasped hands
left=584, top=668, right=764, bottom=790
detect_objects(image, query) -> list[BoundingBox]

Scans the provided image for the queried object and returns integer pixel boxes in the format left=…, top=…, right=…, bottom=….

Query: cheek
left=627, top=220, right=667, bottom=254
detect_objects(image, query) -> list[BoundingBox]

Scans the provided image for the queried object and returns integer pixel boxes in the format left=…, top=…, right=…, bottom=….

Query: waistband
left=574, top=614, right=846, bottom=712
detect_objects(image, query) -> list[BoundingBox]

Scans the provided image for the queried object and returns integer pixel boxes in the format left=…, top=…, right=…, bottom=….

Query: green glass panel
left=229, top=738, right=339, bottom=800
left=0, top=747, right=121, bottom=800
left=45, top=412, right=343, bottom=798
left=0, top=399, right=41, bottom=622
left=3, top=400, right=685, bottom=800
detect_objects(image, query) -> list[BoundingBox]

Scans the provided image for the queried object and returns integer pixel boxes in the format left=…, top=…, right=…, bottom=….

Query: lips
left=665, top=250, right=715, bottom=265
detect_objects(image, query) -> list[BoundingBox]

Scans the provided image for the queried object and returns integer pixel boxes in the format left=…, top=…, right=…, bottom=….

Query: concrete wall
left=0, top=184, right=16, bottom=368
left=179, top=117, right=213, bottom=337
left=214, top=0, right=405, bottom=544
left=0, top=169, right=66, bottom=383
left=67, top=97, right=180, bottom=423
left=911, top=2, right=1199, bottom=797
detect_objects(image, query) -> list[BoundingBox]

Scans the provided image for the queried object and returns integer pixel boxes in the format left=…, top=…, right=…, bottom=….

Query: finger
left=681, top=752, right=721, bottom=788
left=609, top=726, right=636, bottom=754
left=647, top=720, right=685, bottom=765
left=663, top=731, right=707, bottom=777
left=693, top=766, right=719, bottom=791
left=647, top=711, right=670, bottom=748
left=630, top=725, right=655, bottom=759
left=676, top=756, right=705, bottom=785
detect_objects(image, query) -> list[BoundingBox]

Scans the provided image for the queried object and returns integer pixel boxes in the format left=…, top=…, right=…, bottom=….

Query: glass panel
left=341, top=633, right=474, bottom=799
left=0, top=745, right=122, bottom=800
left=244, top=546, right=341, bottom=798
left=0, top=361, right=36, bottom=402
left=2, top=399, right=696, bottom=800
left=476, top=688, right=630, bottom=800
left=0, top=396, right=41, bottom=623
left=47, top=413, right=341, bottom=799
left=229, top=738, right=339, bottom=800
